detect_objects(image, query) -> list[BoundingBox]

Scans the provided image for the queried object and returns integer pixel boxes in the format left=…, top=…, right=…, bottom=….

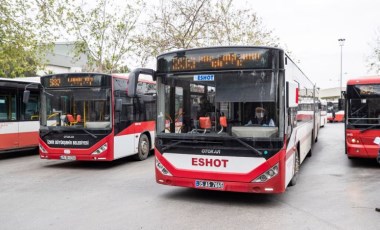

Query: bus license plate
left=60, top=155, right=76, bottom=160
left=195, top=180, right=224, bottom=189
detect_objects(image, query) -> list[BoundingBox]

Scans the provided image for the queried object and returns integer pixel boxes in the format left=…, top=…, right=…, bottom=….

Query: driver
left=246, top=107, right=275, bottom=126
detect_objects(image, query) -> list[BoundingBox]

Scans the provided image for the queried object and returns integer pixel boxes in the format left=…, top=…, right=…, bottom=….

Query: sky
left=82, top=0, right=379, bottom=89
left=244, top=0, right=379, bottom=89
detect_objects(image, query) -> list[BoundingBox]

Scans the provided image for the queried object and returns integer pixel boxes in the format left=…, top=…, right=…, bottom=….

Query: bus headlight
left=92, top=143, right=108, bottom=155
left=39, top=144, right=48, bottom=153
left=351, top=138, right=360, bottom=144
left=252, top=163, right=279, bottom=183
left=156, top=157, right=172, bottom=176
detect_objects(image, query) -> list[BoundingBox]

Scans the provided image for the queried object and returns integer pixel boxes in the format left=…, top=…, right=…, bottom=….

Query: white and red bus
left=345, top=76, right=380, bottom=159
left=327, top=100, right=344, bottom=122
left=320, top=99, right=327, bottom=127
left=153, top=46, right=319, bottom=193
left=36, top=71, right=156, bottom=161
left=297, top=98, right=321, bottom=143
left=0, top=77, right=40, bottom=154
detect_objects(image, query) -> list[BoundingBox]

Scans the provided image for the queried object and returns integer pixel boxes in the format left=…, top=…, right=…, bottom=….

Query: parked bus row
left=10, top=46, right=378, bottom=194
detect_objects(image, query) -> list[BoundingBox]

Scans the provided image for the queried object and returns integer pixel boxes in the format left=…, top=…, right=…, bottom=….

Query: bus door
left=19, top=90, right=39, bottom=148
left=165, top=86, right=184, bottom=133
left=0, top=89, right=18, bottom=150
left=114, top=89, right=135, bottom=158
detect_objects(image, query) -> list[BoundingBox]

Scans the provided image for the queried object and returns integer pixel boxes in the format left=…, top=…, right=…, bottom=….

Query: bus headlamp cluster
left=39, top=144, right=48, bottom=153
left=252, top=163, right=279, bottom=183
left=92, top=143, right=108, bottom=155
left=350, top=138, right=360, bottom=144
left=155, top=157, right=172, bottom=176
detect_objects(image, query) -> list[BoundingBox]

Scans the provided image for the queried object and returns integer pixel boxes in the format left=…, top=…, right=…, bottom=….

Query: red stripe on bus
left=18, top=131, right=39, bottom=148
left=0, top=133, right=19, bottom=150
left=115, top=121, right=155, bottom=136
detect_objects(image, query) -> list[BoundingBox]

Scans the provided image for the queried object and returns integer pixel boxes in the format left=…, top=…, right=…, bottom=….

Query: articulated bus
left=149, top=46, right=319, bottom=193
left=0, top=77, right=40, bottom=154
left=37, top=72, right=156, bottom=161
left=345, top=76, right=380, bottom=160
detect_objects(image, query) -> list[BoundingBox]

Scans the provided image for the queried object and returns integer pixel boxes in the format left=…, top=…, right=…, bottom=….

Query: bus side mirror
left=23, top=90, right=30, bottom=104
left=128, top=68, right=155, bottom=97
left=115, top=99, right=122, bottom=112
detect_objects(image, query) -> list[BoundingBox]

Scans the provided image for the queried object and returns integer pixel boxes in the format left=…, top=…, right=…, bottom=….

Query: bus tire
left=289, top=149, right=300, bottom=187
left=134, top=134, right=150, bottom=161
left=307, top=135, right=313, bottom=157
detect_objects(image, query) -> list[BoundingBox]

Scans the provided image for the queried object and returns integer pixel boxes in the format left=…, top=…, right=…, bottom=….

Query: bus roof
left=112, top=73, right=155, bottom=83
left=157, top=46, right=284, bottom=57
left=347, top=76, right=380, bottom=85
left=0, top=77, right=40, bottom=84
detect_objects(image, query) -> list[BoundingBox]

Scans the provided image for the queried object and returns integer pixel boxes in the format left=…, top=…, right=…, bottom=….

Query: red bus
left=0, top=77, right=40, bottom=154
left=345, top=76, right=380, bottom=159
left=36, top=71, right=156, bottom=161
left=327, top=100, right=345, bottom=122
left=152, top=46, right=319, bottom=193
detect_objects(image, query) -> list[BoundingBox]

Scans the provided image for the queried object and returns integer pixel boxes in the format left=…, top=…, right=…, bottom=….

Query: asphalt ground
left=1, top=122, right=379, bottom=230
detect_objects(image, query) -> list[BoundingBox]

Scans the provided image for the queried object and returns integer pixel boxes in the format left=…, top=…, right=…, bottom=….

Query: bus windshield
left=347, top=84, right=380, bottom=128
left=41, top=88, right=112, bottom=129
left=157, top=70, right=280, bottom=139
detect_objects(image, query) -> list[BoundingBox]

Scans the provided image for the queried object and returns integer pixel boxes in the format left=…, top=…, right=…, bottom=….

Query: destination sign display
left=42, top=74, right=111, bottom=88
left=157, top=47, right=273, bottom=73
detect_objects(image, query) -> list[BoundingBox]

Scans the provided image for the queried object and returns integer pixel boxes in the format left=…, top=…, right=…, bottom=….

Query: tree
left=0, top=0, right=53, bottom=78
left=207, top=0, right=279, bottom=47
left=134, top=0, right=214, bottom=67
left=53, top=0, right=146, bottom=73
left=137, top=0, right=279, bottom=67
left=368, top=27, right=380, bottom=74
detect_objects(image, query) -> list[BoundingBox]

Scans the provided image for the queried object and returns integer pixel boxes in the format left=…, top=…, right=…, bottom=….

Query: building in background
left=319, top=87, right=346, bottom=101
left=37, top=42, right=88, bottom=75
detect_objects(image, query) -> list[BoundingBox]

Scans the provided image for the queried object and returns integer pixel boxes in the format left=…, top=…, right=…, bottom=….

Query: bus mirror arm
left=128, top=68, right=156, bottom=97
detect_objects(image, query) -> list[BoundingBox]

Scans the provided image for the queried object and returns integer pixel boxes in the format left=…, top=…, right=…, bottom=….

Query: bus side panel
left=114, top=134, right=136, bottom=159
left=113, top=121, right=155, bottom=159
left=0, top=122, right=19, bottom=150
left=285, top=132, right=297, bottom=187
left=294, top=121, right=313, bottom=163
left=18, top=121, right=39, bottom=148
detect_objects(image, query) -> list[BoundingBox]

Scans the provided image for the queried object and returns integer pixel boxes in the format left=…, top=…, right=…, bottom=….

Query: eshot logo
left=194, top=75, right=214, bottom=81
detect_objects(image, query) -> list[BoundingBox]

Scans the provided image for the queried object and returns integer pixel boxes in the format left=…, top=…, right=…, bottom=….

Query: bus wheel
left=289, top=149, right=299, bottom=186
left=134, top=134, right=150, bottom=161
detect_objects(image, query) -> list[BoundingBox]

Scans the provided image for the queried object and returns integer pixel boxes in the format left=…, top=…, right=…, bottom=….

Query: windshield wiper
left=227, top=136, right=263, bottom=156
left=360, top=124, right=380, bottom=133
left=161, top=137, right=262, bottom=156
left=40, top=127, right=56, bottom=138
left=162, top=140, right=220, bottom=151
left=79, top=128, right=97, bottom=138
